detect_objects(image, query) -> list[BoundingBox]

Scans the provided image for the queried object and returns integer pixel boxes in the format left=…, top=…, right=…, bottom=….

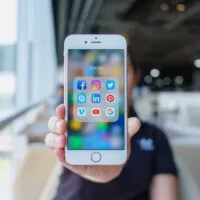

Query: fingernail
left=56, top=121, right=62, bottom=131
left=55, top=136, right=62, bottom=145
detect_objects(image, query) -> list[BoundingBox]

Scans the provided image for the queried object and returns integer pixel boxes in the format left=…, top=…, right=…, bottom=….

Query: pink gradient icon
left=91, top=80, right=101, bottom=90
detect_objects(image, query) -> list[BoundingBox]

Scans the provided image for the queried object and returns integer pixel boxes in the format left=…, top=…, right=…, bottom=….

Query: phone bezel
left=64, top=34, right=127, bottom=165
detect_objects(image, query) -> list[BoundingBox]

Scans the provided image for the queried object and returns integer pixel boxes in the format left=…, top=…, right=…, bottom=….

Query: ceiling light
left=194, top=59, right=200, bottom=68
left=144, top=75, right=152, bottom=84
left=156, top=79, right=163, bottom=87
left=163, top=77, right=171, bottom=85
left=150, top=69, right=160, bottom=78
left=160, top=3, right=169, bottom=12
left=175, top=76, right=184, bottom=85
left=176, top=3, right=185, bottom=12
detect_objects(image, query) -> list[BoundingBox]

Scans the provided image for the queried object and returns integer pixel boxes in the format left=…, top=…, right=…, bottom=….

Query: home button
left=91, top=152, right=101, bottom=163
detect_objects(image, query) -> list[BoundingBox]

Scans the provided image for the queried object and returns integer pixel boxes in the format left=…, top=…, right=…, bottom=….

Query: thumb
left=128, top=117, right=141, bottom=140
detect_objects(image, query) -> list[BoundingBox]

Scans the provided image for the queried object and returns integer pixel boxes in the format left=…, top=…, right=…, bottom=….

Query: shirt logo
left=138, top=138, right=154, bottom=151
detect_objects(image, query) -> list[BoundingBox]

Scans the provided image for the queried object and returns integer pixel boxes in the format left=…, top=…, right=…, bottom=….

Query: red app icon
left=92, top=108, right=101, bottom=116
left=106, top=94, right=115, bottom=103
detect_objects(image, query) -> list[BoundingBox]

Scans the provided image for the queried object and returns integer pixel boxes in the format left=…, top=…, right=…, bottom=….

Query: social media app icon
left=106, top=94, right=115, bottom=103
left=77, top=93, right=86, bottom=104
left=92, top=108, right=101, bottom=116
left=91, top=80, right=101, bottom=90
left=77, top=80, right=86, bottom=90
left=77, top=107, right=86, bottom=117
left=106, top=80, right=115, bottom=90
left=106, top=107, right=115, bottom=117
left=91, top=94, right=101, bottom=103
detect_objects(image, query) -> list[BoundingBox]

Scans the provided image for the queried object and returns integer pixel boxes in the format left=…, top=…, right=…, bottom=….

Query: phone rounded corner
left=112, top=156, right=127, bottom=166
left=119, top=160, right=126, bottom=166
left=65, top=157, right=73, bottom=165
left=64, top=34, right=74, bottom=47
left=65, top=151, right=73, bottom=165
left=119, top=153, right=128, bottom=165
left=116, top=34, right=127, bottom=46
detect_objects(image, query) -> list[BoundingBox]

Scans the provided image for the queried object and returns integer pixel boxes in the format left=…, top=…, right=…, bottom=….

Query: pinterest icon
left=106, top=94, right=115, bottom=103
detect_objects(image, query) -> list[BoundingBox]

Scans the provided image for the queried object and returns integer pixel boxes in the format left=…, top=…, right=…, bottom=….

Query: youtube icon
left=92, top=108, right=101, bottom=116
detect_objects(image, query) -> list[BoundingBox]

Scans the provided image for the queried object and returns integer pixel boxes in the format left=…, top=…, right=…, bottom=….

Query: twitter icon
left=106, top=80, right=115, bottom=90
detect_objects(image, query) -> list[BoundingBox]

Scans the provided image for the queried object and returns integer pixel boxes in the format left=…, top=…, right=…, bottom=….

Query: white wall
left=157, top=92, right=200, bottom=126
left=134, top=92, right=200, bottom=135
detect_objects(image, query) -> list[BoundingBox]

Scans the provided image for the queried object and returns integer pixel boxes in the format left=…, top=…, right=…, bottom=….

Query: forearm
left=150, top=175, right=180, bottom=200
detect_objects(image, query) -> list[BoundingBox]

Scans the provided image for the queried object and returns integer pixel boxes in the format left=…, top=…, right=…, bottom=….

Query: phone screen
left=67, top=49, right=125, bottom=150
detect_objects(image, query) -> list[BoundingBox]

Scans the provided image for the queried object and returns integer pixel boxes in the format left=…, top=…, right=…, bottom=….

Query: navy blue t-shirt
left=54, top=109, right=177, bottom=200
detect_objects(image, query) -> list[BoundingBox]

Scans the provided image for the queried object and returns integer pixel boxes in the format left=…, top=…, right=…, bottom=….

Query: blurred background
left=0, top=0, right=200, bottom=199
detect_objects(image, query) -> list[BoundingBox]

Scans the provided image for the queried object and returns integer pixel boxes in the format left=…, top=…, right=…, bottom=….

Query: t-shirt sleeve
left=152, top=128, right=178, bottom=176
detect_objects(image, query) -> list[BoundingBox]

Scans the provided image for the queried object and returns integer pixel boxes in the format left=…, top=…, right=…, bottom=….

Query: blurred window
left=0, top=0, right=17, bottom=115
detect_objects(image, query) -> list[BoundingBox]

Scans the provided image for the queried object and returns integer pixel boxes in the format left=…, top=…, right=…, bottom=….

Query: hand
left=45, top=104, right=141, bottom=183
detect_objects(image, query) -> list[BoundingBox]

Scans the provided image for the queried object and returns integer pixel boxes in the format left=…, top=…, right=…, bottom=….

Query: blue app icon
left=84, top=65, right=95, bottom=76
left=77, top=93, right=86, bottom=104
left=77, top=80, right=86, bottom=90
left=91, top=94, right=101, bottom=103
left=106, top=80, right=115, bottom=90
left=77, top=107, right=86, bottom=117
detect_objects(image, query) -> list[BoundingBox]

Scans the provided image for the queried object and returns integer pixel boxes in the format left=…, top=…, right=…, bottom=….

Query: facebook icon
left=77, top=80, right=86, bottom=90
left=91, top=94, right=101, bottom=103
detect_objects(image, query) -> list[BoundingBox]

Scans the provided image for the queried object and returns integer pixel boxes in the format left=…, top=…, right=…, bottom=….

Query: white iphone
left=64, top=34, right=127, bottom=165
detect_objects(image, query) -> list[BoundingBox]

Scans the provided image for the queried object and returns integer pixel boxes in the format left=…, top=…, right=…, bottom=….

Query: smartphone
left=64, top=34, right=127, bottom=165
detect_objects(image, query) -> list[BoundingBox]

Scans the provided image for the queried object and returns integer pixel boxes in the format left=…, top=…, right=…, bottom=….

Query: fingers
left=128, top=117, right=141, bottom=139
left=54, top=148, right=75, bottom=172
left=54, top=148, right=65, bottom=162
left=56, top=104, right=65, bottom=119
left=45, top=133, right=66, bottom=149
left=48, top=116, right=67, bottom=134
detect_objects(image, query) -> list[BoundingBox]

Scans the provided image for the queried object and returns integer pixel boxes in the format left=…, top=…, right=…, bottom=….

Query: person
left=55, top=84, right=64, bottom=107
left=45, top=47, right=180, bottom=200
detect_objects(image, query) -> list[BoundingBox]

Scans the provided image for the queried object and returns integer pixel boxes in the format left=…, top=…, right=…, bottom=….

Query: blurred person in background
left=45, top=47, right=180, bottom=200
left=56, top=84, right=64, bottom=107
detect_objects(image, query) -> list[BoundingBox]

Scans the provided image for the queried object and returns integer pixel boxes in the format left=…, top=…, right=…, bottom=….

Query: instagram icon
left=91, top=80, right=101, bottom=90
